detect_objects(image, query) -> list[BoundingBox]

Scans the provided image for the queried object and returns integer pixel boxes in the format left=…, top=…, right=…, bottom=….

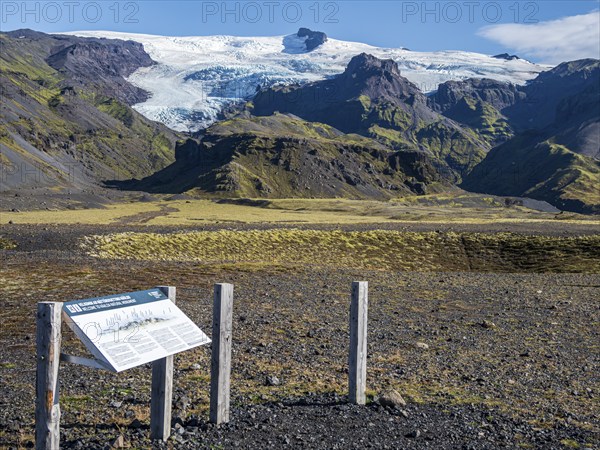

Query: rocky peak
left=340, top=53, right=421, bottom=102
left=297, top=28, right=327, bottom=51
left=429, top=78, right=521, bottom=113
left=6, top=28, right=49, bottom=40
left=503, top=59, right=600, bottom=131
left=44, top=36, right=154, bottom=104
left=536, top=59, right=599, bottom=81
left=46, top=38, right=153, bottom=78
left=344, top=53, right=402, bottom=78
left=493, top=53, right=521, bottom=61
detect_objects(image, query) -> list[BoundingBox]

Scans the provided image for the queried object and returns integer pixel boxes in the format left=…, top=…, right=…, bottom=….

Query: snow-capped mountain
left=65, top=30, right=549, bottom=132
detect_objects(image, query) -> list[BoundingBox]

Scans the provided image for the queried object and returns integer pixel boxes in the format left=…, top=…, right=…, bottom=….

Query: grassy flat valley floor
left=2, top=194, right=599, bottom=226
left=0, top=196, right=599, bottom=449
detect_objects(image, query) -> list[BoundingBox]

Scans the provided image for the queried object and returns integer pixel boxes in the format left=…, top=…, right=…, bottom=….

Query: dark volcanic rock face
left=428, top=78, right=523, bottom=114
left=252, top=53, right=485, bottom=179
left=341, top=53, right=424, bottom=102
left=46, top=38, right=153, bottom=78
left=493, top=53, right=521, bottom=61
left=507, top=59, right=600, bottom=131
left=114, top=114, right=446, bottom=198
left=45, top=36, right=154, bottom=104
left=253, top=53, right=439, bottom=131
left=6, top=29, right=154, bottom=105
left=0, top=29, right=180, bottom=191
left=297, top=28, right=328, bottom=51
left=430, top=60, right=600, bottom=134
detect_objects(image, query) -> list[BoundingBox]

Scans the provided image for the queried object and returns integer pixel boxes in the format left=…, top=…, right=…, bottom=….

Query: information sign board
left=62, top=289, right=210, bottom=372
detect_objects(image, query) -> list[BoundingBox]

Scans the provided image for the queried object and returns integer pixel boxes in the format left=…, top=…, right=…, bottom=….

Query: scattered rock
left=109, top=400, right=123, bottom=408
left=175, top=395, right=191, bottom=410
left=416, top=342, right=429, bottom=350
left=405, top=430, right=421, bottom=438
left=378, top=389, right=407, bottom=409
left=480, top=320, right=496, bottom=329
left=109, top=435, right=124, bottom=448
left=187, top=416, right=200, bottom=428
left=266, top=375, right=281, bottom=386
left=171, top=433, right=185, bottom=444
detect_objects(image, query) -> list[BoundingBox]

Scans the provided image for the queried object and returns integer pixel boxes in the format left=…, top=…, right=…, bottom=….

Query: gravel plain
left=0, top=222, right=598, bottom=449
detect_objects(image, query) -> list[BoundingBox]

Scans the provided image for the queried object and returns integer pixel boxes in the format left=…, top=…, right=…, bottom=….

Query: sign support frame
left=35, top=285, right=211, bottom=448
left=150, top=285, right=176, bottom=442
left=348, top=281, right=368, bottom=405
left=35, top=301, right=62, bottom=450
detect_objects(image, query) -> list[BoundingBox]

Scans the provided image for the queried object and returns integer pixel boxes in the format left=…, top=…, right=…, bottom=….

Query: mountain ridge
left=1, top=29, right=598, bottom=214
left=458, top=60, right=600, bottom=214
left=0, top=30, right=184, bottom=192
left=64, top=29, right=549, bottom=132
left=111, top=113, right=448, bottom=198
left=252, top=53, right=488, bottom=179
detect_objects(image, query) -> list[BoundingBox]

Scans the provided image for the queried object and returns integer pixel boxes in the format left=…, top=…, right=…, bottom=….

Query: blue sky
left=1, top=1, right=599, bottom=63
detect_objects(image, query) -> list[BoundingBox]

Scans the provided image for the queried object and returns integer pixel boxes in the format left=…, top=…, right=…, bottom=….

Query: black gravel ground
left=0, top=223, right=598, bottom=449
left=57, top=394, right=596, bottom=449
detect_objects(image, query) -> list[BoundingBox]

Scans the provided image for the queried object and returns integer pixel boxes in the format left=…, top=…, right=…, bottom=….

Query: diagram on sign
left=62, top=289, right=211, bottom=372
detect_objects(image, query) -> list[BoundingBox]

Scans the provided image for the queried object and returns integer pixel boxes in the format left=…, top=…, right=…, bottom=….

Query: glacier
left=64, top=31, right=549, bottom=132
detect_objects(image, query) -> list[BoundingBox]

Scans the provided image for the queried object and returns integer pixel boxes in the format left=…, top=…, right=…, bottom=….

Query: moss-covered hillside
left=462, top=135, right=600, bottom=214
left=119, top=114, right=449, bottom=198
left=252, top=54, right=488, bottom=181
left=0, top=31, right=181, bottom=190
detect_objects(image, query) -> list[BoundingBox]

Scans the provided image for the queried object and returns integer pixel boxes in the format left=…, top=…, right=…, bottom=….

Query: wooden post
left=348, top=281, right=368, bottom=405
left=150, top=286, right=176, bottom=441
left=36, top=301, right=63, bottom=450
left=210, top=283, right=233, bottom=424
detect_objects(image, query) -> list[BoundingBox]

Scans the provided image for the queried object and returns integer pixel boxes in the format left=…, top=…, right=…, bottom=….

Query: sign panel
left=62, top=289, right=210, bottom=372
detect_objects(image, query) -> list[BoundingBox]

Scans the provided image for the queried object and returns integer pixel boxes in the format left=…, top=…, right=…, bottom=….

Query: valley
left=2, top=28, right=598, bottom=214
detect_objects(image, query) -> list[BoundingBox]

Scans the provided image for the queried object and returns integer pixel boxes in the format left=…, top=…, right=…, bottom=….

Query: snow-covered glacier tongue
left=65, top=30, right=549, bottom=133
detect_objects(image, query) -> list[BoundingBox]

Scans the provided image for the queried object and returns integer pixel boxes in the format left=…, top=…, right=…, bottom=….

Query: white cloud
left=478, top=11, right=600, bottom=65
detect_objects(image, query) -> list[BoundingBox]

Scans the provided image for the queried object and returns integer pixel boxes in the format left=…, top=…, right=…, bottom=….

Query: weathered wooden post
left=36, top=301, right=63, bottom=450
left=348, top=281, right=368, bottom=405
left=210, top=283, right=233, bottom=424
left=150, top=286, right=176, bottom=441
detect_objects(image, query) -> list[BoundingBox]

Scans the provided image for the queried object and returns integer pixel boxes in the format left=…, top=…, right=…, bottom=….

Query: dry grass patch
left=3, top=196, right=598, bottom=226
left=82, top=230, right=600, bottom=273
